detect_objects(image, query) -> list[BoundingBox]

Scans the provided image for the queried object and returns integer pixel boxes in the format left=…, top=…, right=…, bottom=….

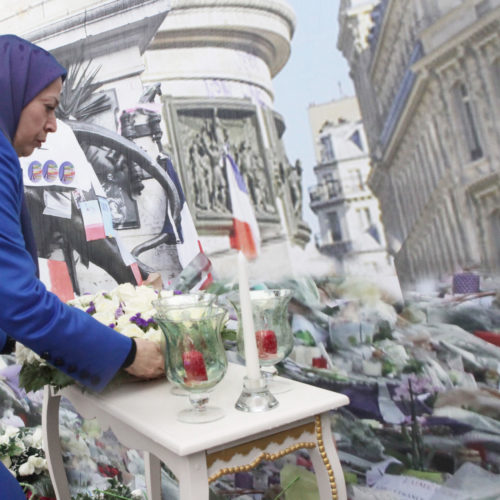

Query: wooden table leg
left=42, top=386, right=72, bottom=500
left=144, top=452, right=162, bottom=500
left=176, top=452, right=210, bottom=500
left=308, top=413, right=347, bottom=500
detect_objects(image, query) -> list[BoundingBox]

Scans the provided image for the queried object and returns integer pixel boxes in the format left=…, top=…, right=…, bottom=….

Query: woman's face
left=13, top=77, right=63, bottom=157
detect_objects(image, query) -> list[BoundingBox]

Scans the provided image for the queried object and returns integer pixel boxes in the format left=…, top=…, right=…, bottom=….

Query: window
left=349, top=129, right=364, bottom=151
left=328, top=211, right=342, bottom=242
left=453, top=82, right=483, bottom=161
left=320, top=135, right=334, bottom=163
left=348, top=169, right=365, bottom=191
left=355, top=169, right=365, bottom=190
left=356, top=207, right=372, bottom=230
left=324, top=173, right=341, bottom=197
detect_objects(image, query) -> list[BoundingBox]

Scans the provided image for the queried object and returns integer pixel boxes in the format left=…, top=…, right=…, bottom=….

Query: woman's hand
left=124, top=338, right=165, bottom=379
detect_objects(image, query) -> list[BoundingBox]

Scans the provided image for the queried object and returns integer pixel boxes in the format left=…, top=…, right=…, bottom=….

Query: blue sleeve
left=0, top=133, right=132, bottom=391
left=0, top=329, right=7, bottom=352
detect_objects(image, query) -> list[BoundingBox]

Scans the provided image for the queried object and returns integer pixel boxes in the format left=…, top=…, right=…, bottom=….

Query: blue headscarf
left=0, top=35, right=66, bottom=277
left=0, top=34, right=67, bottom=141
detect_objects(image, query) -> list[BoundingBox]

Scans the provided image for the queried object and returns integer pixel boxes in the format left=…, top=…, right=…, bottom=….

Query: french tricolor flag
left=39, top=258, right=75, bottom=303
left=162, top=156, right=213, bottom=289
left=225, top=153, right=261, bottom=260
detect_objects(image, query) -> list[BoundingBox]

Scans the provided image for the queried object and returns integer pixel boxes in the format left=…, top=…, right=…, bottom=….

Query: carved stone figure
left=189, top=133, right=211, bottom=210
left=200, top=122, right=227, bottom=212
left=289, top=159, right=303, bottom=216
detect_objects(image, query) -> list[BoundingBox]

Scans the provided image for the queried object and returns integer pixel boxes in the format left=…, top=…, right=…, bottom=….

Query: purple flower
left=115, top=304, right=124, bottom=319
left=85, top=302, right=96, bottom=315
left=108, top=323, right=116, bottom=329
left=174, top=290, right=183, bottom=295
left=130, top=313, right=156, bottom=332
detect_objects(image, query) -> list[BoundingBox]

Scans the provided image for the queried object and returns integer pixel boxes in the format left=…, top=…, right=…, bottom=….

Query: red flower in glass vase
left=255, top=329, right=278, bottom=358
left=183, top=349, right=208, bottom=382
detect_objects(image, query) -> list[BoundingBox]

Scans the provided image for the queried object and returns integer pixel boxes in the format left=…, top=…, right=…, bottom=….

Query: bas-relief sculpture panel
left=164, top=98, right=280, bottom=231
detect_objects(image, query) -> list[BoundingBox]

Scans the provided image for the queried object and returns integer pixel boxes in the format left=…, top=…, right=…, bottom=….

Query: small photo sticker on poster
left=42, top=160, right=58, bottom=183
left=59, top=161, right=75, bottom=185
left=28, top=160, right=43, bottom=183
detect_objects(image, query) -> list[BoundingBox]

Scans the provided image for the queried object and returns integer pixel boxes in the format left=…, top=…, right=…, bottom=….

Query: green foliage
left=402, top=358, right=425, bottom=374
left=348, top=336, right=358, bottom=346
left=382, top=358, right=398, bottom=376
left=0, top=438, right=23, bottom=458
left=404, top=469, right=445, bottom=484
left=205, top=281, right=233, bottom=296
left=220, top=326, right=237, bottom=342
left=279, top=464, right=317, bottom=500
left=18, top=361, right=74, bottom=393
left=373, top=320, right=394, bottom=342
left=343, top=470, right=358, bottom=485
left=72, top=478, right=142, bottom=500
left=293, top=329, right=316, bottom=346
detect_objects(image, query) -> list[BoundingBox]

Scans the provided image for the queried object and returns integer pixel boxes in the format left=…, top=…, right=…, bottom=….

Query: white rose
left=14, top=439, right=25, bottom=453
left=68, top=293, right=96, bottom=308
left=94, top=293, right=120, bottom=313
left=117, top=323, right=144, bottom=338
left=18, top=461, right=35, bottom=476
left=15, top=344, right=42, bottom=365
left=28, top=455, right=47, bottom=472
left=113, top=283, right=137, bottom=303
left=115, top=313, right=137, bottom=330
left=92, top=311, right=117, bottom=327
left=66, top=299, right=86, bottom=311
left=0, top=426, right=19, bottom=441
left=0, top=456, right=11, bottom=469
left=30, top=427, right=43, bottom=449
left=122, top=286, right=158, bottom=314
left=141, top=308, right=158, bottom=320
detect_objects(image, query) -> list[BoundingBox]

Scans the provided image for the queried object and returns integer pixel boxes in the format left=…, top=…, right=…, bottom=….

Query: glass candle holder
left=154, top=304, right=228, bottom=423
left=230, top=289, right=293, bottom=393
left=154, top=292, right=217, bottom=396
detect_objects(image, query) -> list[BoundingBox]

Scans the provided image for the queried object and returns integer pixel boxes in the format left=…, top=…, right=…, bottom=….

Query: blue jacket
left=0, top=130, right=132, bottom=391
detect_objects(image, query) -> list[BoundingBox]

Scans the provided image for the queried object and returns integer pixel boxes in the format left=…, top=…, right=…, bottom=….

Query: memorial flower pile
left=0, top=424, right=50, bottom=496
left=1, top=275, right=499, bottom=499
left=16, top=284, right=166, bottom=392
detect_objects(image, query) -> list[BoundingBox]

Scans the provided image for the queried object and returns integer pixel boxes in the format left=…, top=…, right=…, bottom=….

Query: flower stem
left=272, top=475, right=300, bottom=500
left=93, top=490, right=134, bottom=500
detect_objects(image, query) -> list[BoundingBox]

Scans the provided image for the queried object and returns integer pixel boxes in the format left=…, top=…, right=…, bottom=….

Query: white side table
left=43, top=363, right=349, bottom=499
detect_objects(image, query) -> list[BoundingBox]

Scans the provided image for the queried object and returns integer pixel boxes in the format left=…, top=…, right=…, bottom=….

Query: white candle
left=237, top=251, right=261, bottom=380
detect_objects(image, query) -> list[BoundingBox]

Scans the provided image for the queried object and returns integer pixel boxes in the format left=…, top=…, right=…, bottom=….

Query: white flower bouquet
left=0, top=424, right=48, bottom=483
left=16, top=284, right=169, bottom=392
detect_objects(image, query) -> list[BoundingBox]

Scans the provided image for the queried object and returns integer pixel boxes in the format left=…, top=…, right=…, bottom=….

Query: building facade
left=308, top=97, right=394, bottom=277
left=338, top=0, right=500, bottom=290
left=1, top=0, right=312, bottom=291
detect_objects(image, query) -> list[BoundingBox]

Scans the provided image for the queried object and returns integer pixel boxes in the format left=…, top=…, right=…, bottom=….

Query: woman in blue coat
left=0, top=34, right=164, bottom=497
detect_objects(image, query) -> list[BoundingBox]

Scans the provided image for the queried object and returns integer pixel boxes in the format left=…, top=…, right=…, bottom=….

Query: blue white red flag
left=225, top=153, right=261, bottom=260
left=162, top=156, right=213, bottom=289
left=38, top=258, right=75, bottom=302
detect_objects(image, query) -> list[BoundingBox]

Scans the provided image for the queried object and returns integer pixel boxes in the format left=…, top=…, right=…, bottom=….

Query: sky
left=273, top=0, right=355, bottom=234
